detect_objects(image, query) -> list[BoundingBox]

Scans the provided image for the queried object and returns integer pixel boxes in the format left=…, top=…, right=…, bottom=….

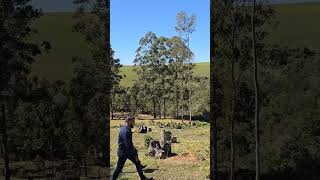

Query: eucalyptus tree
left=211, top=0, right=276, bottom=178
left=12, top=79, right=70, bottom=160
left=151, top=36, right=174, bottom=119
left=210, top=1, right=219, bottom=179
left=0, top=1, right=44, bottom=179
left=134, top=32, right=192, bottom=121
left=251, top=0, right=260, bottom=179
left=110, top=49, right=122, bottom=119
left=168, top=36, right=193, bottom=122
left=175, top=11, right=196, bottom=122
left=134, top=32, right=159, bottom=118
left=72, top=0, right=118, bottom=167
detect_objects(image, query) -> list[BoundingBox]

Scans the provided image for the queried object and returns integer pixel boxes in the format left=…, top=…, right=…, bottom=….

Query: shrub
left=136, top=122, right=145, bottom=127
left=175, top=124, right=182, bottom=129
left=144, top=134, right=153, bottom=147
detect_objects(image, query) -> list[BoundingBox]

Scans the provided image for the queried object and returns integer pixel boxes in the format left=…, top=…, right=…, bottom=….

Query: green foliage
left=144, top=134, right=153, bottom=147
left=126, top=31, right=208, bottom=119
left=8, top=79, right=71, bottom=160
left=136, top=122, right=145, bottom=128
left=3, top=0, right=119, bottom=165
left=69, top=0, right=117, bottom=165
left=152, top=121, right=208, bottom=129
left=212, top=1, right=320, bottom=179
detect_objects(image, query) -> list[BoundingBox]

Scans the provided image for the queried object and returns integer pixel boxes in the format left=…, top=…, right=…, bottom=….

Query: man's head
left=125, top=115, right=135, bottom=128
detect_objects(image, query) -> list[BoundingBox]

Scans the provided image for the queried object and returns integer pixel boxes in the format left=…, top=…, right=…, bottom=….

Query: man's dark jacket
left=117, top=125, right=136, bottom=158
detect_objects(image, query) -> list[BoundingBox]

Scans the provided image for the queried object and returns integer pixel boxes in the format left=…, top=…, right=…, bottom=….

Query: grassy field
left=28, top=3, right=320, bottom=84
left=110, top=118, right=210, bottom=180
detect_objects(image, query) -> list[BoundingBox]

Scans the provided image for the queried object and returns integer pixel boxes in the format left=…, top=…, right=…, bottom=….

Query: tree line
left=111, top=12, right=210, bottom=123
left=0, top=0, right=117, bottom=178
left=210, top=0, right=320, bottom=180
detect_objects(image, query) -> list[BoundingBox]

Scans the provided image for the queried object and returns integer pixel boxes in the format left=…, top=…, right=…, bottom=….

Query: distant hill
left=29, top=3, right=320, bottom=85
left=120, top=62, right=210, bottom=87
left=265, top=3, right=320, bottom=49
left=29, top=13, right=90, bottom=81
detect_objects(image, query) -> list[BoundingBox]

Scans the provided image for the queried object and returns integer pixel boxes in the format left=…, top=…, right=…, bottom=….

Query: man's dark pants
left=112, top=154, right=145, bottom=180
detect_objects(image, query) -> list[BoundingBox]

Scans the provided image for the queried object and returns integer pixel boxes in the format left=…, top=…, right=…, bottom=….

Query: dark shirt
left=117, top=125, right=136, bottom=157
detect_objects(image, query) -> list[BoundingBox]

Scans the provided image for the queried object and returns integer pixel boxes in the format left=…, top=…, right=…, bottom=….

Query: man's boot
left=137, top=160, right=147, bottom=169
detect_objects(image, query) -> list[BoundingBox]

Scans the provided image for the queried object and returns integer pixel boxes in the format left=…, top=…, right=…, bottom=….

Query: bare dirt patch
left=161, top=153, right=198, bottom=165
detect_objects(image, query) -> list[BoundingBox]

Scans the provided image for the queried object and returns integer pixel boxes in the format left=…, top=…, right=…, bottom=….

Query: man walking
left=112, top=116, right=153, bottom=180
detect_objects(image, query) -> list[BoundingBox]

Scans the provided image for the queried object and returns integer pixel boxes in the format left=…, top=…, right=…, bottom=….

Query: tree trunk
left=1, top=104, right=10, bottom=180
left=0, top=139, right=3, bottom=157
left=175, top=72, right=179, bottom=120
left=158, top=99, right=161, bottom=119
left=210, top=0, right=218, bottom=179
left=189, top=86, right=192, bottom=122
left=103, top=0, right=110, bottom=168
left=251, top=0, right=260, bottom=179
left=176, top=86, right=179, bottom=119
left=84, top=156, right=88, bottom=177
left=188, top=36, right=192, bottom=123
left=181, top=79, right=184, bottom=123
left=153, top=98, right=156, bottom=119
left=230, top=21, right=236, bottom=180
left=111, top=94, right=114, bottom=120
left=163, top=98, right=166, bottom=119
left=50, top=137, right=55, bottom=177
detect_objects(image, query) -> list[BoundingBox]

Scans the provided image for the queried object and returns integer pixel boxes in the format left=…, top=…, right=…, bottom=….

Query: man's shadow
left=143, top=168, right=158, bottom=173
left=123, top=168, right=158, bottom=174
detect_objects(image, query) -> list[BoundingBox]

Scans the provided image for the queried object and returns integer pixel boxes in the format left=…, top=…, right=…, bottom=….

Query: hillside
left=266, top=3, right=320, bottom=48
left=29, top=13, right=90, bottom=81
left=120, top=62, right=210, bottom=87
left=28, top=3, right=320, bottom=84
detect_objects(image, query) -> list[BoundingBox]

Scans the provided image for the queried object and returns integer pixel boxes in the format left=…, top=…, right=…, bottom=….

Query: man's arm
left=122, top=130, right=136, bottom=157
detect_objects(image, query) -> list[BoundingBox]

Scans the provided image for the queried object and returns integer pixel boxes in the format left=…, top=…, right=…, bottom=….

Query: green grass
left=110, top=119, right=210, bottom=180
left=193, top=62, right=210, bottom=78
left=28, top=3, right=320, bottom=84
left=120, top=65, right=139, bottom=87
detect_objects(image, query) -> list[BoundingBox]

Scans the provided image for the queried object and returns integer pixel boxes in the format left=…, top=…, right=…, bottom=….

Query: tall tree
left=175, top=11, right=196, bottom=123
left=251, top=0, right=260, bottom=179
left=213, top=0, right=275, bottom=178
left=110, top=48, right=122, bottom=119
left=230, top=1, right=241, bottom=179
left=72, top=0, right=115, bottom=167
left=134, top=32, right=192, bottom=121
left=12, top=79, right=70, bottom=160
left=134, top=32, right=158, bottom=118
left=168, top=36, right=193, bottom=122
left=1, top=103, right=10, bottom=180
left=0, top=1, right=43, bottom=179
left=210, top=0, right=219, bottom=179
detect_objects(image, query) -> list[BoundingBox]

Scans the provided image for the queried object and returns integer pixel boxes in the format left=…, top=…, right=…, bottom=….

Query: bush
left=136, top=122, right=145, bottom=127
left=144, top=134, right=153, bottom=147
left=175, top=124, right=182, bottom=129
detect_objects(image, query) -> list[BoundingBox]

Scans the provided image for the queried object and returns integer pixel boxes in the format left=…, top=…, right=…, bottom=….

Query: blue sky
left=31, top=0, right=320, bottom=64
left=30, top=0, right=320, bottom=12
left=110, top=0, right=210, bottom=65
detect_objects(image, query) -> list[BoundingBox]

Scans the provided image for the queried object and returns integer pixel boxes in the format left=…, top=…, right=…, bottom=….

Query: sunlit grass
left=110, top=119, right=210, bottom=180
